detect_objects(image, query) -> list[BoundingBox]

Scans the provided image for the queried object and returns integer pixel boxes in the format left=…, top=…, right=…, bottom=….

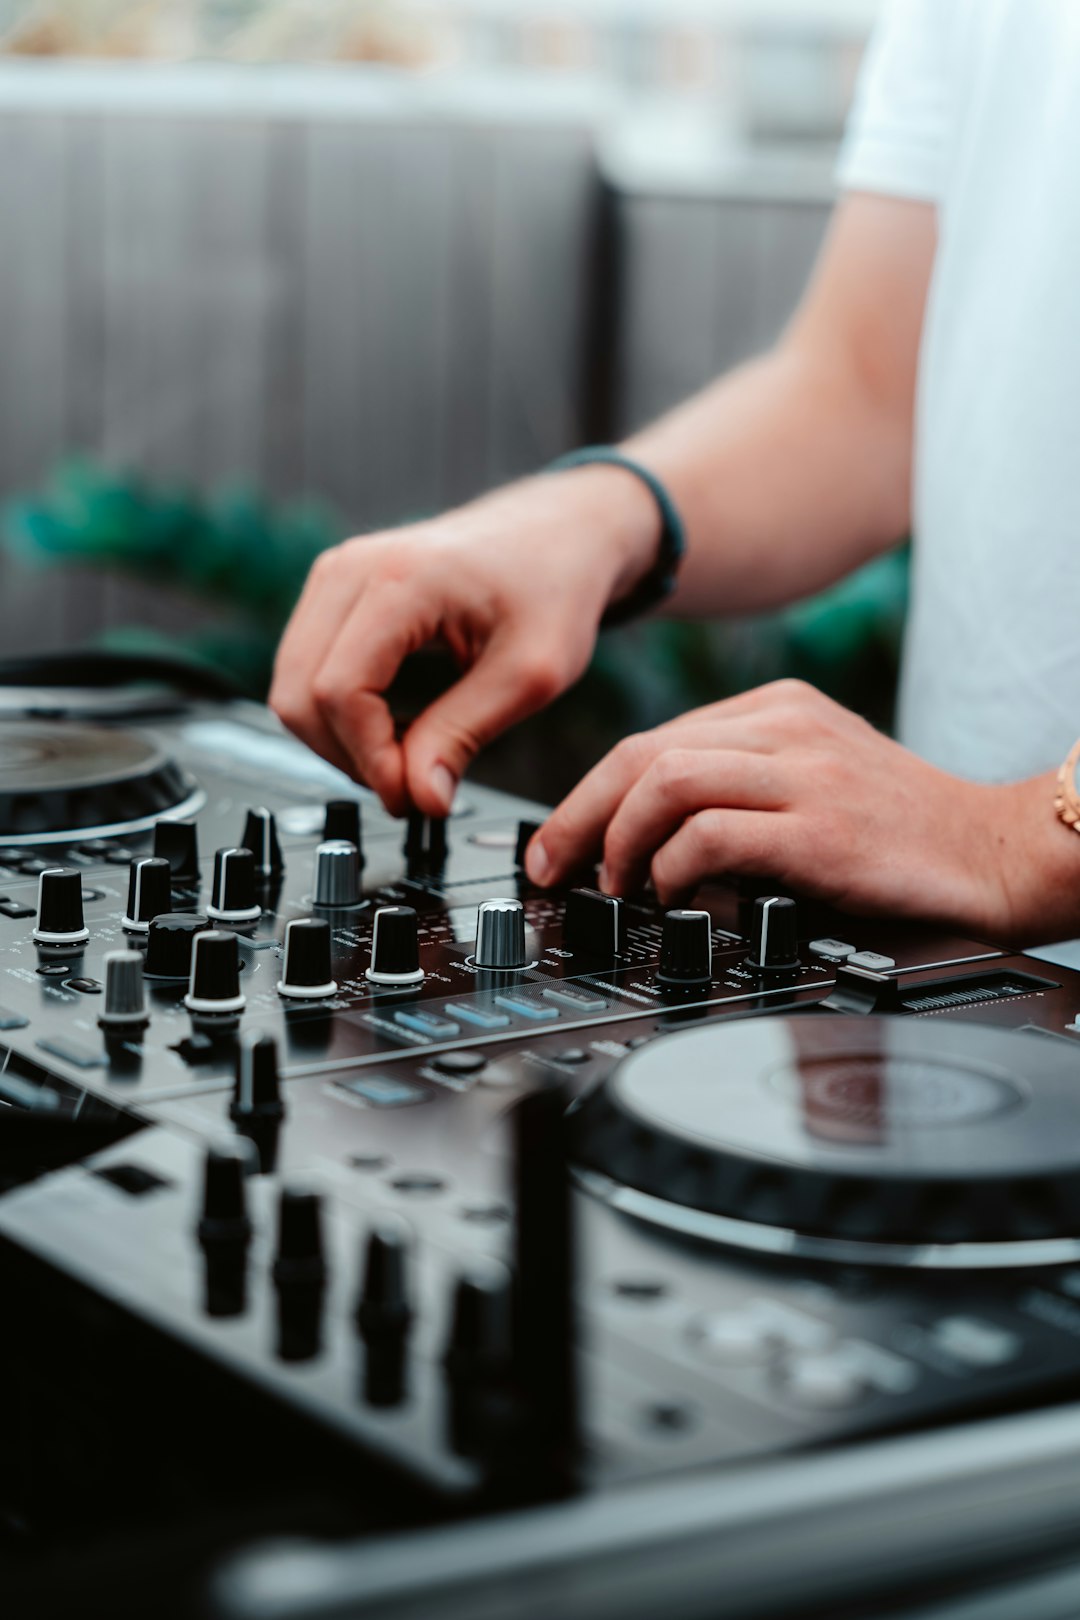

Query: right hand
left=269, top=467, right=661, bottom=818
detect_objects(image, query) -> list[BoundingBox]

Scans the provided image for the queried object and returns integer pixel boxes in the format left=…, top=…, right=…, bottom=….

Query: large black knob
left=33, top=867, right=89, bottom=947
left=122, top=856, right=173, bottom=934
left=404, top=812, right=447, bottom=868
left=564, top=887, right=625, bottom=960
left=323, top=799, right=364, bottom=861
left=241, top=808, right=284, bottom=879
left=144, top=911, right=209, bottom=979
left=231, top=1031, right=285, bottom=1122
left=99, top=949, right=149, bottom=1032
left=207, top=848, right=261, bottom=925
left=747, top=895, right=800, bottom=973
left=154, top=817, right=200, bottom=885
left=278, top=918, right=337, bottom=1000
left=475, top=898, right=527, bottom=971
left=658, top=909, right=713, bottom=988
left=313, top=840, right=361, bottom=909
left=185, top=928, right=245, bottom=1016
left=355, top=1219, right=413, bottom=1342
left=366, top=905, right=424, bottom=985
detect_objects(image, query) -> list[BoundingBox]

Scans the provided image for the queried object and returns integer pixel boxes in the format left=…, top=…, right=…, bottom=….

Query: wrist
left=984, top=772, right=1080, bottom=946
left=545, top=463, right=664, bottom=607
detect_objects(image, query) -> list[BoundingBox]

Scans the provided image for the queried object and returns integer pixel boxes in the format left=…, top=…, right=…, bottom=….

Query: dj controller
left=6, top=684, right=1080, bottom=1618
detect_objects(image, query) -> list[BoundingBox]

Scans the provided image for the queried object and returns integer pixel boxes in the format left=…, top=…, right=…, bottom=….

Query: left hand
left=524, top=679, right=1075, bottom=946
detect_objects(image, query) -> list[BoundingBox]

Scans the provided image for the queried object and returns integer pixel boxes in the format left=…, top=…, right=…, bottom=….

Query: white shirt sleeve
left=837, top=0, right=952, bottom=203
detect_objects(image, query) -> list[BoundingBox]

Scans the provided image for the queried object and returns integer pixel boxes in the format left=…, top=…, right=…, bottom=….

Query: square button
left=336, top=1076, right=427, bottom=1108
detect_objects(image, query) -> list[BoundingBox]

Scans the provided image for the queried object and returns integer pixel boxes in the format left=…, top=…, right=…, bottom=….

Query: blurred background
left=0, top=0, right=906, bottom=803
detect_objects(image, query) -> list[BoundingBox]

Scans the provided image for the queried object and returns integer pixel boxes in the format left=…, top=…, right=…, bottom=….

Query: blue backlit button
left=393, top=1009, right=461, bottom=1040
left=494, top=992, right=560, bottom=1022
left=0, top=1006, right=29, bottom=1030
left=809, top=939, right=856, bottom=961
left=542, top=985, right=608, bottom=1014
left=932, top=1316, right=1019, bottom=1368
left=336, top=1076, right=427, bottom=1108
left=847, top=951, right=896, bottom=972
left=443, top=1003, right=511, bottom=1031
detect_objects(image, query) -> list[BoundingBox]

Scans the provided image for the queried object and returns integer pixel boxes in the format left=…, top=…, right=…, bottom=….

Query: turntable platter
left=0, top=721, right=201, bottom=842
left=572, top=1017, right=1080, bottom=1262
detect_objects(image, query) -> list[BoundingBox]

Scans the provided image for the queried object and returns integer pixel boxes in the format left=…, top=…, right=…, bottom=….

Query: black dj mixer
left=6, top=685, right=1080, bottom=1618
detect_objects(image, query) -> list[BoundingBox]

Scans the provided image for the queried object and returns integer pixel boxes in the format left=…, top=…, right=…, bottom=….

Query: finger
left=527, top=719, right=778, bottom=887
left=270, top=551, right=364, bottom=776
left=650, top=808, right=805, bottom=907
left=312, top=577, right=441, bottom=815
left=599, top=750, right=787, bottom=897
left=402, top=634, right=564, bottom=816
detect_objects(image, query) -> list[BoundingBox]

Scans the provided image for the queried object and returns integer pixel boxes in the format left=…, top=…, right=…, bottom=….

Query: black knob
left=278, top=918, right=337, bottom=999
left=154, top=817, right=200, bottom=885
left=747, top=895, right=800, bottom=973
left=198, top=1141, right=253, bottom=1247
left=475, top=898, right=528, bottom=971
left=564, top=887, right=625, bottom=960
left=144, top=911, right=209, bottom=979
left=444, top=1261, right=512, bottom=1380
left=273, top=1183, right=327, bottom=1283
left=185, top=928, right=245, bottom=1016
left=207, top=847, right=261, bottom=925
left=658, top=909, right=713, bottom=988
left=241, top=808, right=284, bottom=878
left=366, top=905, right=424, bottom=985
left=231, top=1031, right=285, bottom=1122
left=33, top=867, right=89, bottom=947
left=313, top=840, right=361, bottom=908
left=323, top=799, right=364, bottom=860
left=99, top=949, right=149, bottom=1031
left=404, top=812, right=447, bottom=867
left=515, top=820, right=543, bottom=871
left=355, top=1219, right=413, bottom=1341
left=122, top=856, right=173, bottom=934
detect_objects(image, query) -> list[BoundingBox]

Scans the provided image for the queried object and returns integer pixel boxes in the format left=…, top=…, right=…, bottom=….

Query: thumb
left=402, top=638, right=564, bottom=815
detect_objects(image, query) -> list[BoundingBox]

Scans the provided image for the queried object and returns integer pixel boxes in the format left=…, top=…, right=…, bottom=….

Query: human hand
left=270, top=468, right=660, bottom=818
left=525, top=679, right=1078, bottom=945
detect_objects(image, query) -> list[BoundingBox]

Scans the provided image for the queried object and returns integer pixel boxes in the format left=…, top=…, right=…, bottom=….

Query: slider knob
left=747, top=895, right=800, bottom=973
left=564, top=887, right=625, bottom=959
left=658, top=909, right=713, bottom=988
left=313, top=840, right=361, bottom=909
left=366, top=906, right=424, bottom=986
left=198, top=1141, right=253, bottom=1247
left=231, top=1031, right=285, bottom=1122
left=278, top=918, right=337, bottom=1000
left=207, top=847, right=261, bottom=925
left=144, top=911, right=209, bottom=980
left=33, top=868, right=89, bottom=947
left=185, top=928, right=245, bottom=1016
left=122, top=856, right=173, bottom=934
left=273, top=1183, right=327, bottom=1286
left=323, top=799, right=364, bottom=859
left=153, top=817, right=200, bottom=885
left=99, top=949, right=149, bottom=1031
left=405, top=812, right=447, bottom=867
left=444, top=1261, right=512, bottom=1379
left=241, top=808, right=284, bottom=878
left=355, top=1218, right=413, bottom=1341
left=475, top=898, right=527, bottom=971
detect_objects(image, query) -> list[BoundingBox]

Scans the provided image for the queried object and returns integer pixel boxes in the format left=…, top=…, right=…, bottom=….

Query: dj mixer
left=6, top=685, right=1080, bottom=1617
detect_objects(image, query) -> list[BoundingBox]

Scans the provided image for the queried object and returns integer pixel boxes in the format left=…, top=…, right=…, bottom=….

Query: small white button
left=810, top=938, right=855, bottom=960
left=933, top=1316, right=1019, bottom=1368
left=780, top=1355, right=866, bottom=1409
left=848, top=951, right=896, bottom=972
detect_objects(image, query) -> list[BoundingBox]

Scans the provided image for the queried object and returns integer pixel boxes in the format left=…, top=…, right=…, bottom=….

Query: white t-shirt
left=837, top=0, right=1080, bottom=786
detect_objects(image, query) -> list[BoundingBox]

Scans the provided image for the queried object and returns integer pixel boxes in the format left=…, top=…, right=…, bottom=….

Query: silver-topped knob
left=99, top=949, right=149, bottom=1031
left=313, top=840, right=361, bottom=909
left=475, top=898, right=527, bottom=971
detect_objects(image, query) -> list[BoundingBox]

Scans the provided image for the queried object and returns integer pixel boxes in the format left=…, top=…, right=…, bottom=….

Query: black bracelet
left=547, top=447, right=687, bottom=628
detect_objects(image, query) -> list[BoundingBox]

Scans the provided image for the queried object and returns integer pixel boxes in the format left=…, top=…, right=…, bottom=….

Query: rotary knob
left=475, top=898, right=527, bottom=971
left=278, top=918, right=337, bottom=1000
left=122, top=856, right=173, bottom=934
left=404, top=812, right=447, bottom=868
left=366, top=906, right=423, bottom=986
left=144, top=911, right=209, bottom=979
left=33, top=868, right=89, bottom=947
left=231, top=1030, right=285, bottom=1122
left=207, top=848, right=261, bottom=926
left=564, top=887, right=625, bottom=960
left=185, top=928, right=245, bottom=1017
left=323, top=799, right=364, bottom=861
left=241, top=808, right=284, bottom=879
left=99, top=949, right=149, bottom=1033
left=747, top=895, right=800, bottom=973
left=313, top=840, right=361, bottom=909
left=153, top=817, right=200, bottom=885
left=658, top=909, right=713, bottom=988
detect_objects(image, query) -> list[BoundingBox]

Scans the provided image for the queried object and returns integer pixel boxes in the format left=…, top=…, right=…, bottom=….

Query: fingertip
left=525, top=836, right=553, bottom=887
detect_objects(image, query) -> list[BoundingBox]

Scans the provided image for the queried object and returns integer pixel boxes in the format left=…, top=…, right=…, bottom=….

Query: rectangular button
left=0, top=901, right=35, bottom=919
left=443, top=1003, right=511, bottom=1031
left=393, top=1010, right=461, bottom=1040
left=494, top=993, right=560, bottom=1022
left=848, top=951, right=896, bottom=972
left=37, top=1037, right=105, bottom=1070
left=543, top=985, right=608, bottom=1013
left=0, top=1006, right=29, bottom=1030
left=337, top=1076, right=427, bottom=1108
